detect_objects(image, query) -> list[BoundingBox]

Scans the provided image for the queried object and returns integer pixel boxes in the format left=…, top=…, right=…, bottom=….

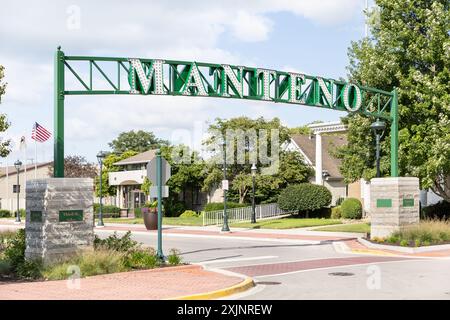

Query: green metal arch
left=53, top=47, right=398, bottom=177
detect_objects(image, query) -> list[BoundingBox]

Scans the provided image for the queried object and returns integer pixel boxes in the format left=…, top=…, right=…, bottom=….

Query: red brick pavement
left=103, top=225, right=355, bottom=242
left=0, top=265, right=242, bottom=300
left=225, top=256, right=411, bottom=277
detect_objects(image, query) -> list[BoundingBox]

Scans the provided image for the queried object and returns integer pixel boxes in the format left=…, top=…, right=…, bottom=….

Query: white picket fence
left=202, top=203, right=293, bottom=226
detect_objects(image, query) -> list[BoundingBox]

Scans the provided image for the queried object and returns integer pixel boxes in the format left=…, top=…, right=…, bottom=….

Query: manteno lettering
left=127, top=58, right=366, bottom=113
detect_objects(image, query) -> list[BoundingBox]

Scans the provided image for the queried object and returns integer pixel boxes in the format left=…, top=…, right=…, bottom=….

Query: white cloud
left=0, top=0, right=360, bottom=161
left=231, top=11, right=273, bottom=42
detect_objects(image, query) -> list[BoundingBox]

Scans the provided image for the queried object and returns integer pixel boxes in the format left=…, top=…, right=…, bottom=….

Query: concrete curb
left=167, top=277, right=255, bottom=300
left=333, top=240, right=397, bottom=256
left=358, top=237, right=450, bottom=254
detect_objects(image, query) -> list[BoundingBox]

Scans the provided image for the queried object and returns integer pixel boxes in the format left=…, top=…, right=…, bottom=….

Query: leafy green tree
left=160, top=145, right=207, bottom=211
left=108, top=130, right=169, bottom=153
left=338, top=0, right=450, bottom=201
left=203, top=117, right=312, bottom=203
left=0, top=65, right=11, bottom=157
left=141, top=177, right=152, bottom=197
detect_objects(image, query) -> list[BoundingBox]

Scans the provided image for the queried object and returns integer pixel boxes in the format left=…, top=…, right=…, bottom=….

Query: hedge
left=94, top=204, right=121, bottom=218
left=422, top=200, right=449, bottom=220
left=340, top=198, right=362, bottom=219
left=0, top=209, right=11, bottom=218
left=277, top=183, right=332, bottom=215
left=204, top=202, right=248, bottom=212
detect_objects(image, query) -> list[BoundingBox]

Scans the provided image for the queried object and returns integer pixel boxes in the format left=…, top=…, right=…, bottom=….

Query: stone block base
left=370, top=177, right=420, bottom=239
left=25, top=178, right=94, bottom=265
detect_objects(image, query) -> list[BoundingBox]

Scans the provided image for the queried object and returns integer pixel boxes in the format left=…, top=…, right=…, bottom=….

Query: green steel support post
left=54, top=47, right=65, bottom=177
left=156, top=149, right=164, bottom=261
left=390, top=88, right=399, bottom=177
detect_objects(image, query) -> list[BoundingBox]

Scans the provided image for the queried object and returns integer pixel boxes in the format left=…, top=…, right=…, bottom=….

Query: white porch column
left=315, top=133, right=323, bottom=185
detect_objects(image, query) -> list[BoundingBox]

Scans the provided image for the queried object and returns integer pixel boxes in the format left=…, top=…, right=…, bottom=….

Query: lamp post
left=96, top=151, right=107, bottom=227
left=221, top=138, right=230, bottom=232
left=14, top=160, right=22, bottom=223
left=370, top=119, right=386, bottom=177
left=251, top=163, right=257, bottom=223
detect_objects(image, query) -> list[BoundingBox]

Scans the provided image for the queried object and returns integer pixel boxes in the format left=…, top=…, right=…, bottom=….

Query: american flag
left=31, top=122, right=51, bottom=142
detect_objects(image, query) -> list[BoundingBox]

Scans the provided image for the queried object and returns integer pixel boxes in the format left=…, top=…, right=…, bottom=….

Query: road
left=95, top=228, right=450, bottom=300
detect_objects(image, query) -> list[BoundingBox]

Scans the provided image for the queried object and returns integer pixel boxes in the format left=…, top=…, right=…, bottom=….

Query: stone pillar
left=370, top=177, right=420, bottom=239
left=25, top=178, right=94, bottom=265
left=315, top=133, right=322, bottom=185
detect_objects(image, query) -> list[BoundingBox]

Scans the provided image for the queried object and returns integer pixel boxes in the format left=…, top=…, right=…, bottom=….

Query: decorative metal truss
left=54, top=48, right=398, bottom=178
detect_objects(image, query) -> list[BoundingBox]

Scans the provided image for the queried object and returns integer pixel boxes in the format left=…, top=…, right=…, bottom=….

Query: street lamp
left=221, top=138, right=230, bottom=232
left=96, top=151, right=107, bottom=227
left=370, top=119, right=386, bottom=177
left=14, top=160, right=22, bottom=223
left=251, top=163, right=257, bottom=223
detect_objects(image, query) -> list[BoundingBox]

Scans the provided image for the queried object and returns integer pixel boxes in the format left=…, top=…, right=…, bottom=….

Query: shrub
left=340, top=198, right=363, bottom=219
left=0, top=259, right=12, bottom=274
left=400, top=239, right=409, bottom=247
left=134, top=207, right=142, bottom=218
left=93, top=231, right=139, bottom=252
left=2, top=229, right=43, bottom=279
left=0, top=209, right=11, bottom=218
left=167, top=248, right=182, bottom=266
left=331, top=206, right=342, bottom=219
left=309, top=207, right=331, bottom=218
left=163, top=199, right=186, bottom=217
left=94, top=204, right=121, bottom=218
left=0, top=230, right=16, bottom=252
left=4, top=229, right=26, bottom=270
left=180, top=210, right=199, bottom=218
left=422, top=200, right=450, bottom=220
left=277, top=183, right=332, bottom=215
left=126, top=248, right=159, bottom=269
left=204, top=202, right=248, bottom=212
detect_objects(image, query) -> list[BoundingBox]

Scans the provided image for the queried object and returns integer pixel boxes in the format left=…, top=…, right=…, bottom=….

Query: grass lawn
left=315, top=222, right=370, bottom=233
left=230, top=218, right=342, bottom=229
left=103, top=216, right=204, bottom=226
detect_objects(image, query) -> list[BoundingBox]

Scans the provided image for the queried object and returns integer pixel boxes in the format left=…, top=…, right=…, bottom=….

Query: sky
left=0, top=0, right=370, bottom=165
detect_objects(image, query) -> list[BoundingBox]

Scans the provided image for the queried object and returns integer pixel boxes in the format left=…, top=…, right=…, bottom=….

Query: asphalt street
left=95, top=228, right=450, bottom=300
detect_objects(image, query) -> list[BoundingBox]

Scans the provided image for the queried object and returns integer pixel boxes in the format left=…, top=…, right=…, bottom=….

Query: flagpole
left=34, top=138, right=37, bottom=179
left=6, top=156, right=10, bottom=211
left=24, top=142, right=27, bottom=184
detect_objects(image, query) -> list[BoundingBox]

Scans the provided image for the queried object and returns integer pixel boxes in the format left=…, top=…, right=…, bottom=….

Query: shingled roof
left=114, top=150, right=157, bottom=166
left=290, top=134, right=347, bottom=179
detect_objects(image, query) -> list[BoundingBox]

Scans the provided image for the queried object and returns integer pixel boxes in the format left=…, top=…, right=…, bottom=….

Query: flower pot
left=142, top=207, right=158, bottom=230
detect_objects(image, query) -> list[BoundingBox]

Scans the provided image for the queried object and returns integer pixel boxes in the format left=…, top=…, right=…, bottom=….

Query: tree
left=48, top=155, right=97, bottom=178
left=108, top=130, right=169, bottom=153
left=337, top=0, right=450, bottom=201
left=203, top=117, right=313, bottom=203
left=0, top=65, right=11, bottom=157
left=160, top=144, right=207, bottom=213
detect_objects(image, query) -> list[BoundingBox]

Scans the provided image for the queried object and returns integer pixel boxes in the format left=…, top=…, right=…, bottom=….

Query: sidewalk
left=101, top=223, right=358, bottom=243
left=0, top=265, right=250, bottom=300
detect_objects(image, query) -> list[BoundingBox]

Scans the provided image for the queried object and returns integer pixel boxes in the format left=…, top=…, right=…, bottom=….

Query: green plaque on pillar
left=59, top=210, right=83, bottom=222
left=376, top=199, right=392, bottom=208
left=402, top=198, right=414, bottom=207
left=30, top=211, right=42, bottom=222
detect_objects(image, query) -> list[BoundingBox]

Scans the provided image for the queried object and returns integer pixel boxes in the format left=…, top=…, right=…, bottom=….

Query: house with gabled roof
left=285, top=122, right=363, bottom=207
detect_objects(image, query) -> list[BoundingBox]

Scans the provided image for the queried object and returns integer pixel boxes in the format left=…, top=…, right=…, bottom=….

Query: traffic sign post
left=150, top=150, right=172, bottom=262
